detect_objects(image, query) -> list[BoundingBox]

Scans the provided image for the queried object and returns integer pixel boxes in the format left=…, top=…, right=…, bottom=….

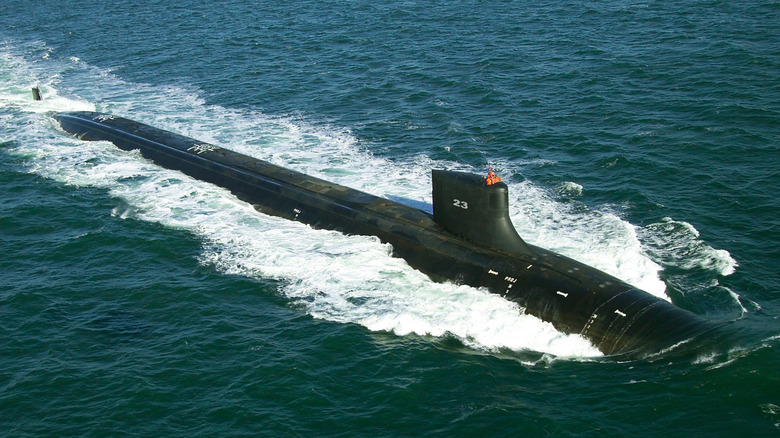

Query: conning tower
left=432, top=170, right=534, bottom=256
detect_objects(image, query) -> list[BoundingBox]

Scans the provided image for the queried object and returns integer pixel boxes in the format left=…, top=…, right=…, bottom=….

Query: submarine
left=53, top=111, right=717, bottom=356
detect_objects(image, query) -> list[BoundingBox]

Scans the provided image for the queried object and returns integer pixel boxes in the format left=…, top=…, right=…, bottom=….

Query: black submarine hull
left=54, top=111, right=717, bottom=356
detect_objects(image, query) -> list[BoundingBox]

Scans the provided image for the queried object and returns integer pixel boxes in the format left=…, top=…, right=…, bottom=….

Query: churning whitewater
left=2, top=43, right=740, bottom=359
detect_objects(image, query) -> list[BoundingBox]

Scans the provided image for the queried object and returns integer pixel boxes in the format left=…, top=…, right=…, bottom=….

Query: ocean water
left=1, top=0, right=778, bottom=436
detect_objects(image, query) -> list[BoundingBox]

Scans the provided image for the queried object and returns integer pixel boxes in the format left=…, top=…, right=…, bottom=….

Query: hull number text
left=453, top=199, right=469, bottom=209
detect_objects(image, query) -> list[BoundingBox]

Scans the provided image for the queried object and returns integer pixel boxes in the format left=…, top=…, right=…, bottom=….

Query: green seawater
left=1, top=0, right=779, bottom=436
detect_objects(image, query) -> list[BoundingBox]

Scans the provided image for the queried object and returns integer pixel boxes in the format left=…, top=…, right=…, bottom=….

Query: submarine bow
left=53, top=111, right=717, bottom=356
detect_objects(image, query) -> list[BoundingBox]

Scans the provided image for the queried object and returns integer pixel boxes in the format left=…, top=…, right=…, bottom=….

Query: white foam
left=2, top=42, right=704, bottom=358
left=19, top=129, right=600, bottom=358
left=0, top=42, right=95, bottom=115
left=640, top=217, right=738, bottom=277
left=503, top=178, right=669, bottom=298
left=559, top=181, right=583, bottom=196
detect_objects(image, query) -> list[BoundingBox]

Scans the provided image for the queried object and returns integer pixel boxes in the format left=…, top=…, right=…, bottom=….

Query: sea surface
left=1, top=0, right=779, bottom=436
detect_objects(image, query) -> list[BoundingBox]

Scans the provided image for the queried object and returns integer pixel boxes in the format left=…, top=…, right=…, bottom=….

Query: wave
left=641, top=217, right=738, bottom=276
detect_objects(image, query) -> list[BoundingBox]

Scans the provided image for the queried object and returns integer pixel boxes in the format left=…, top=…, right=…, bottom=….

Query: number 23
left=453, top=199, right=468, bottom=209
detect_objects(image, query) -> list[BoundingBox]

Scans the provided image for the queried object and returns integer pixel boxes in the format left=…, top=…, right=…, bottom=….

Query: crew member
left=485, top=170, right=501, bottom=186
